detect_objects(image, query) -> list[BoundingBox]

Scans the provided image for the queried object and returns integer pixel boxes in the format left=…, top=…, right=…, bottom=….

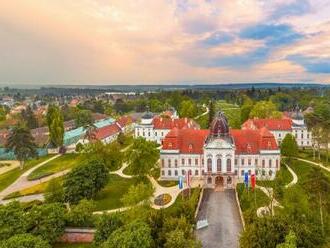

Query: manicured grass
left=94, top=175, right=150, bottom=211
left=53, top=243, right=92, bottom=248
left=164, top=187, right=201, bottom=217
left=157, top=180, right=178, bottom=187
left=298, top=149, right=330, bottom=167
left=0, top=154, right=55, bottom=192
left=3, top=177, right=64, bottom=200
left=236, top=183, right=269, bottom=220
left=28, top=153, right=83, bottom=181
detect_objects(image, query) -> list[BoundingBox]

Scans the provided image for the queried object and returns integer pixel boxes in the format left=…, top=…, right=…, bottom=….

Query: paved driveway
left=196, top=189, right=242, bottom=248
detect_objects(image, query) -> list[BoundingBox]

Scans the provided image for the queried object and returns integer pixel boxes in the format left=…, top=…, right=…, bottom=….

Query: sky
left=0, top=0, right=330, bottom=85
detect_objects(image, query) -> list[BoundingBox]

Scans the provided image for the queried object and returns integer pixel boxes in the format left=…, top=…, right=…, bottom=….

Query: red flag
left=251, top=174, right=256, bottom=191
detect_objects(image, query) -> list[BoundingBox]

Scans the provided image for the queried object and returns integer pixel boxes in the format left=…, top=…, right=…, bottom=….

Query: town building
left=134, top=112, right=199, bottom=144
left=160, top=112, right=280, bottom=189
left=242, top=109, right=312, bottom=147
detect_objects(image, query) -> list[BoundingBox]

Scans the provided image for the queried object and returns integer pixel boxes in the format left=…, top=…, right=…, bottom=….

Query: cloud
left=288, top=55, right=330, bottom=73
left=0, top=0, right=329, bottom=84
left=239, top=24, right=303, bottom=46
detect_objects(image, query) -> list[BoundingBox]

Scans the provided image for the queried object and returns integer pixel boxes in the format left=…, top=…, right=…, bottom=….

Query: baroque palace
left=135, top=109, right=312, bottom=189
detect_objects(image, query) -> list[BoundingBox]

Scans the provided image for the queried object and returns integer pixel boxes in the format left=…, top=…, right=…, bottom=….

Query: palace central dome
left=210, top=111, right=229, bottom=137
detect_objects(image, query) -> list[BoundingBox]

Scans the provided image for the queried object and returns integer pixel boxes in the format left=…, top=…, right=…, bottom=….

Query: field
left=28, top=153, right=83, bottom=180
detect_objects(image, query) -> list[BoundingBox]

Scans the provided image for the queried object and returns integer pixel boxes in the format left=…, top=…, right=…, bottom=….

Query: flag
left=244, top=172, right=249, bottom=188
left=179, top=176, right=183, bottom=189
left=251, top=174, right=256, bottom=191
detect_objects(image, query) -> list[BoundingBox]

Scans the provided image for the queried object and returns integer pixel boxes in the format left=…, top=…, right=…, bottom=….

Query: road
left=196, top=189, right=242, bottom=248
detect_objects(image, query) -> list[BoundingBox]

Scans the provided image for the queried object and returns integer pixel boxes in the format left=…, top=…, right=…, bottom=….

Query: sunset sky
left=1, top=0, right=330, bottom=85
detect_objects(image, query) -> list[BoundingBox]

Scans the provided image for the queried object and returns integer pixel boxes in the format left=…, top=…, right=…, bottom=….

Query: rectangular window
left=241, top=159, right=245, bottom=166
left=175, top=160, right=178, bottom=167
left=235, top=159, right=238, bottom=165
left=269, top=160, right=272, bottom=168
left=255, top=159, right=258, bottom=165
left=161, top=159, right=164, bottom=168
left=195, top=159, right=198, bottom=165
left=262, top=159, right=265, bottom=168
left=168, top=170, right=171, bottom=176
left=301, top=133, right=304, bottom=139
left=188, top=159, right=191, bottom=165
left=161, top=170, right=165, bottom=176
left=195, top=170, right=198, bottom=176
left=248, top=159, right=251, bottom=166
left=241, top=170, right=244, bottom=176
left=182, top=170, right=185, bottom=175
left=168, top=159, right=171, bottom=168
left=181, top=159, right=185, bottom=165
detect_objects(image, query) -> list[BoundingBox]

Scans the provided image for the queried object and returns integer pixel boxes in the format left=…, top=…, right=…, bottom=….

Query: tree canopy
left=280, top=133, right=298, bottom=159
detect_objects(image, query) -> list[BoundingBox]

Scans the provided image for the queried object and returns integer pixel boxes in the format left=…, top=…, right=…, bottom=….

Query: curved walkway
left=110, top=163, right=132, bottom=179
left=194, top=105, right=209, bottom=120
left=294, top=157, right=330, bottom=173
left=256, top=162, right=298, bottom=217
left=0, top=154, right=62, bottom=200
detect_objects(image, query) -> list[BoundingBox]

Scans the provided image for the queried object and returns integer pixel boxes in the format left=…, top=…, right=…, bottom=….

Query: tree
left=94, top=214, right=123, bottom=246
left=304, top=167, right=330, bottom=235
left=44, top=179, right=64, bottom=203
left=5, top=125, right=37, bottom=169
left=240, top=215, right=288, bottom=248
left=0, top=234, right=50, bottom=248
left=249, top=101, right=280, bottom=119
left=0, top=202, right=28, bottom=240
left=75, top=109, right=93, bottom=127
left=27, top=203, right=66, bottom=244
left=126, top=138, right=159, bottom=176
left=46, top=105, right=64, bottom=148
left=65, top=199, right=95, bottom=227
left=0, top=106, right=7, bottom=121
left=179, top=100, right=197, bottom=118
left=117, top=132, right=126, bottom=146
left=102, top=221, right=153, bottom=248
left=121, top=182, right=154, bottom=207
left=208, top=100, right=215, bottom=128
left=63, top=160, right=109, bottom=204
left=281, top=134, right=298, bottom=160
left=21, top=106, right=38, bottom=129
left=165, top=230, right=201, bottom=248
left=276, top=231, right=297, bottom=248
left=83, top=141, right=123, bottom=171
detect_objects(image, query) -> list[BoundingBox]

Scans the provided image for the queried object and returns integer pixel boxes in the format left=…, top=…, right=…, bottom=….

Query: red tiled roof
left=152, top=117, right=198, bottom=130
left=162, top=127, right=278, bottom=155
left=116, top=116, right=132, bottom=128
left=242, top=118, right=292, bottom=131
left=93, top=123, right=121, bottom=140
left=230, top=128, right=278, bottom=155
left=162, top=128, right=209, bottom=154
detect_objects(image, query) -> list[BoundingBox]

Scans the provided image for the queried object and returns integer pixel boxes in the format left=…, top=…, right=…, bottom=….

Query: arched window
left=269, top=170, right=273, bottom=176
left=207, top=177, right=212, bottom=184
left=217, top=159, right=221, bottom=172
left=207, top=158, right=212, bottom=172
left=226, top=159, right=232, bottom=172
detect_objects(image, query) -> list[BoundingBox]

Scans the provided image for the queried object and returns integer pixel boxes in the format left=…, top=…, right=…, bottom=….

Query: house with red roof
left=242, top=109, right=312, bottom=147
left=134, top=112, right=199, bottom=144
left=160, top=112, right=280, bottom=189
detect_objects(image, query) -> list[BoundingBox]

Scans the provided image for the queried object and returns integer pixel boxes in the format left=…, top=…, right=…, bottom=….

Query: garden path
left=294, top=158, right=330, bottom=173
left=256, top=163, right=298, bottom=217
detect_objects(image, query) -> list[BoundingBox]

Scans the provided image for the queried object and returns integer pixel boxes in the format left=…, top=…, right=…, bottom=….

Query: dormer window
left=267, top=141, right=272, bottom=148
left=168, top=142, right=172, bottom=148
left=188, top=144, right=193, bottom=152
left=247, top=144, right=252, bottom=153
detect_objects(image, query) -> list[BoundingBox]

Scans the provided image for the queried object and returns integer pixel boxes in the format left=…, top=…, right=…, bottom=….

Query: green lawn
left=236, top=183, right=269, bottom=220
left=94, top=175, right=150, bottom=211
left=298, top=149, right=330, bottom=167
left=0, top=154, right=55, bottom=192
left=28, top=154, right=84, bottom=181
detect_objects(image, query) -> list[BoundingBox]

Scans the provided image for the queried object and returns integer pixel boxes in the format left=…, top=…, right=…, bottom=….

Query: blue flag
left=244, top=172, right=249, bottom=188
left=178, top=176, right=183, bottom=189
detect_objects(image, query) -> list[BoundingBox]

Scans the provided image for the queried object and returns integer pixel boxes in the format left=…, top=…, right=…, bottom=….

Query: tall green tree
left=126, top=138, right=159, bottom=176
left=44, top=178, right=64, bottom=203
left=208, top=100, right=215, bottom=128
left=47, top=105, right=64, bottom=147
left=75, top=109, right=93, bottom=127
left=63, top=160, right=109, bottom=204
left=94, top=214, right=123, bottom=246
left=249, top=101, right=281, bottom=119
left=280, top=134, right=298, bottom=160
left=179, top=100, right=197, bottom=118
left=5, top=125, right=37, bottom=169
left=276, top=231, right=297, bottom=248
